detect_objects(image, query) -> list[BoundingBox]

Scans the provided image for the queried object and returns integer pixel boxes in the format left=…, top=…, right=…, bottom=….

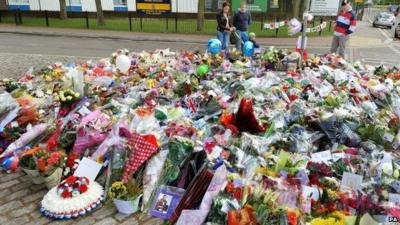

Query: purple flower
left=280, top=170, right=288, bottom=179
left=296, top=170, right=309, bottom=185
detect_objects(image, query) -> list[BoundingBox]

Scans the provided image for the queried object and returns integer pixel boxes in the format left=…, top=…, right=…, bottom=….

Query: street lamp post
left=300, top=0, right=311, bottom=65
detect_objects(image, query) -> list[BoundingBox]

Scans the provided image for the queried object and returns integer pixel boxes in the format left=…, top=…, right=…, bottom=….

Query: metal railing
left=0, top=9, right=335, bottom=37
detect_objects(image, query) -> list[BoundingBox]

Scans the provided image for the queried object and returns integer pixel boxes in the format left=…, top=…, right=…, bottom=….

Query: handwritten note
left=341, top=172, right=363, bottom=191
left=302, top=185, right=320, bottom=201
left=74, top=157, right=103, bottom=182
left=311, top=150, right=332, bottom=163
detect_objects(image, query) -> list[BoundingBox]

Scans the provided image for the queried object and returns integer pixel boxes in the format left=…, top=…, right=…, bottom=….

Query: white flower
left=66, top=96, right=73, bottom=101
left=72, top=190, right=80, bottom=197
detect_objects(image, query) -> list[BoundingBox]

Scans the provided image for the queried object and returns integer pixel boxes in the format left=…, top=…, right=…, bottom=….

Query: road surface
left=0, top=9, right=399, bottom=79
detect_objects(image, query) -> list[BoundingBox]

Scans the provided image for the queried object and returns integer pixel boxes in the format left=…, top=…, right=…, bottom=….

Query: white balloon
left=116, top=55, right=131, bottom=74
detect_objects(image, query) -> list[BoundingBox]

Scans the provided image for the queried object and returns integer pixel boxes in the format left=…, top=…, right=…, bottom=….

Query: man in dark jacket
left=233, top=2, right=252, bottom=51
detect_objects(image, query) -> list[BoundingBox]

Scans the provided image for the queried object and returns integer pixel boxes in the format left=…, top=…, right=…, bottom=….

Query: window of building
left=8, top=0, right=29, bottom=4
left=67, top=0, right=82, bottom=6
left=114, top=0, right=127, bottom=6
left=205, top=0, right=224, bottom=12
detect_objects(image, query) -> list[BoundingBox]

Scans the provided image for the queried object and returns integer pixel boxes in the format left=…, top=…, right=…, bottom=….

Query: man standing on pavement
left=392, top=7, right=400, bottom=39
left=233, top=2, right=252, bottom=51
left=331, top=0, right=357, bottom=59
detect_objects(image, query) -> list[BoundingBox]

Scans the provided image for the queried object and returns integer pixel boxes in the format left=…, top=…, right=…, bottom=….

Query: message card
left=341, top=172, right=363, bottom=191
left=74, top=157, right=103, bottom=182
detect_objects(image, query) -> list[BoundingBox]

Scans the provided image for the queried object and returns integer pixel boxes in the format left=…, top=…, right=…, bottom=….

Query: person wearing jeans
left=233, top=2, right=252, bottom=50
left=331, top=0, right=357, bottom=59
left=217, top=2, right=234, bottom=51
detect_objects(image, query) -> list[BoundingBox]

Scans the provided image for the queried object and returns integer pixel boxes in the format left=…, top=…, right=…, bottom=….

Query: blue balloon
left=243, top=41, right=255, bottom=57
left=207, top=39, right=222, bottom=54
left=2, top=156, right=18, bottom=172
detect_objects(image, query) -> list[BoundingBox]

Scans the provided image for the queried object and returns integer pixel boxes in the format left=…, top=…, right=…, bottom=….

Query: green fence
left=0, top=9, right=334, bottom=37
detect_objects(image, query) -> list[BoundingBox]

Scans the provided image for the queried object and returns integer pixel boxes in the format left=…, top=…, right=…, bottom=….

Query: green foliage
left=19, top=154, right=36, bottom=170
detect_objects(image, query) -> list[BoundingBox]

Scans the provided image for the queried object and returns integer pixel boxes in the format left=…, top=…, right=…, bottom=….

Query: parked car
left=373, top=12, right=396, bottom=28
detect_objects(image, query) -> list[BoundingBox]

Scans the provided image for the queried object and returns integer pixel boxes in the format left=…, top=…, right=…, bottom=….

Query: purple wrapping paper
left=90, top=116, right=128, bottom=160
left=175, top=165, right=228, bottom=225
left=0, top=123, right=47, bottom=158
left=72, top=109, right=111, bottom=156
left=72, top=129, right=107, bottom=156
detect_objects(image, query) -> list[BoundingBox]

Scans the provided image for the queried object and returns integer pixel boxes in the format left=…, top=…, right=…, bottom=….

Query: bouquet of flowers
left=108, top=180, right=142, bottom=201
left=54, top=89, right=81, bottom=107
left=109, top=179, right=143, bottom=215
left=35, top=149, right=66, bottom=176
left=57, top=176, right=90, bottom=198
left=309, top=211, right=347, bottom=225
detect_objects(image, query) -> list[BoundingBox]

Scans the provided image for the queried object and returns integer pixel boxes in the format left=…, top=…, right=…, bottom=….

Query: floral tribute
left=57, top=176, right=90, bottom=199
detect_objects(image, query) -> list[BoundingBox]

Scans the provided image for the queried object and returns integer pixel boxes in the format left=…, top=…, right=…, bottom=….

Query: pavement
left=0, top=24, right=332, bottom=47
left=0, top=170, right=163, bottom=225
left=0, top=8, right=400, bottom=225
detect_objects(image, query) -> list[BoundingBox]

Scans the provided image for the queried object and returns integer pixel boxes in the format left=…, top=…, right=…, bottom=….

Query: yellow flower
left=147, top=79, right=157, bottom=88
left=310, top=212, right=346, bottom=225
left=327, top=189, right=338, bottom=199
left=255, top=167, right=278, bottom=177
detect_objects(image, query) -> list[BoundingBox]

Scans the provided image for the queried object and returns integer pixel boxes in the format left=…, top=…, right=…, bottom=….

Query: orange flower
left=135, top=107, right=154, bottom=117
left=21, top=147, right=41, bottom=157
left=37, top=158, right=47, bottom=172
left=287, top=210, right=298, bottom=225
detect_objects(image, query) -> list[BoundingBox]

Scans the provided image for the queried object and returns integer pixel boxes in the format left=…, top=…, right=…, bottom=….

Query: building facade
left=6, top=0, right=199, bottom=12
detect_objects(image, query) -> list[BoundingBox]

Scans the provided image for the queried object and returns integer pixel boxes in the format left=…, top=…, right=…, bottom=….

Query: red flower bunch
left=66, top=153, right=79, bottom=168
left=263, top=176, right=277, bottom=189
left=36, top=150, right=65, bottom=174
left=46, top=127, right=62, bottom=151
left=57, top=176, right=90, bottom=199
left=307, top=161, right=333, bottom=177
left=220, top=98, right=266, bottom=135
left=226, top=181, right=244, bottom=201
left=338, top=192, right=385, bottom=215
left=287, top=210, right=298, bottom=225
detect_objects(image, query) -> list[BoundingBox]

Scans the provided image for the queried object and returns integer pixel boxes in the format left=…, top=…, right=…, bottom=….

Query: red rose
left=66, top=153, right=79, bottom=168
left=65, top=176, right=77, bottom=184
left=58, top=108, right=69, bottom=117
left=289, top=95, right=298, bottom=102
left=61, top=190, right=72, bottom=198
left=79, top=184, right=88, bottom=193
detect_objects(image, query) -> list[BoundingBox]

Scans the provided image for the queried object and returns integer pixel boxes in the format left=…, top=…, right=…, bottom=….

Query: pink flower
left=47, top=157, right=59, bottom=166
left=389, top=207, right=400, bottom=218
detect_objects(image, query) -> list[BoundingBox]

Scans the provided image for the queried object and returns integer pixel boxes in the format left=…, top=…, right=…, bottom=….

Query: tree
left=197, top=0, right=205, bottom=31
left=0, top=0, right=7, bottom=10
left=95, top=0, right=105, bottom=26
left=59, top=0, right=68, bottom=19
left=292, top=0, right=302, bottom=18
